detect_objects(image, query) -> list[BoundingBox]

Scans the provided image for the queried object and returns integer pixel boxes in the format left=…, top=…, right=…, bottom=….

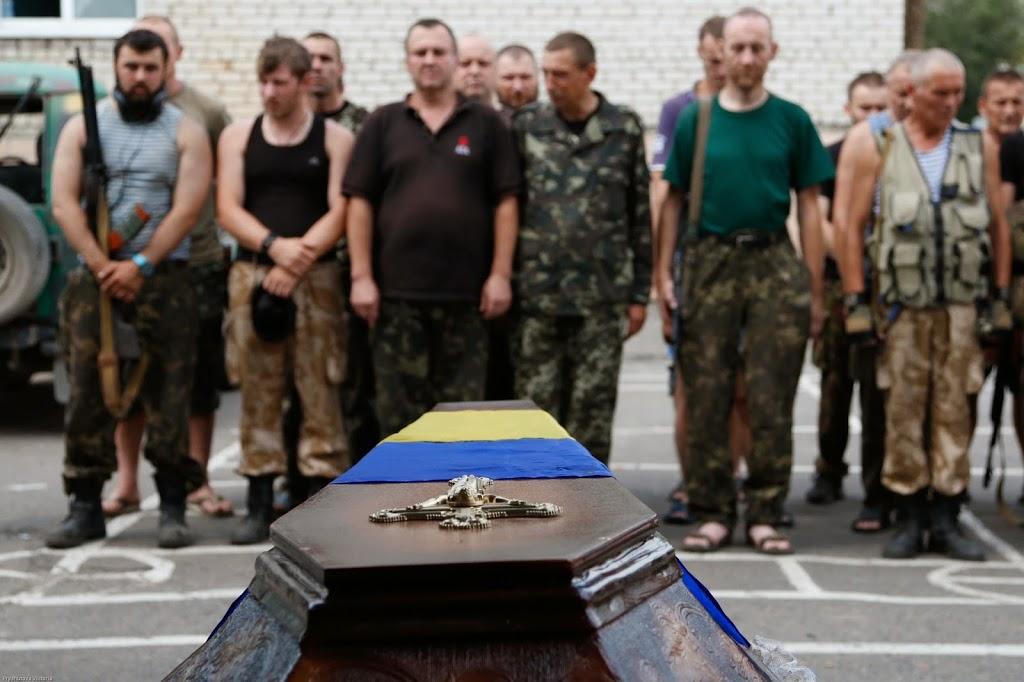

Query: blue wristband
left=131, top=253, right=155, bottom=277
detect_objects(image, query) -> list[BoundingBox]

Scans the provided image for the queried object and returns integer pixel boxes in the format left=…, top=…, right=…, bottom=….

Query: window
left=0, top=0, right=136, bottom=37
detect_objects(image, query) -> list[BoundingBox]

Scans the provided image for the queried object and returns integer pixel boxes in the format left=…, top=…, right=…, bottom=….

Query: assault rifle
left=70, top=49, right=149, bottom=417
left=71, top=49, right=106, bottom=232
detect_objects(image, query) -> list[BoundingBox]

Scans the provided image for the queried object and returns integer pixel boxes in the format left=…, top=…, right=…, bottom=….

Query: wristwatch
left=131, top=253, right=155, bottom=277
left=259, top=233, right=279, bottom=257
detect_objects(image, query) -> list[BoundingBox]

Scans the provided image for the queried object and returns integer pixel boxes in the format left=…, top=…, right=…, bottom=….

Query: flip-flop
left=680, top=526, right=732, bottom=553
left=747, top=529, right=794, bottom=555
left=102, top=496, right=140, bottom=518
left=187, top=490, right=234, bottom=518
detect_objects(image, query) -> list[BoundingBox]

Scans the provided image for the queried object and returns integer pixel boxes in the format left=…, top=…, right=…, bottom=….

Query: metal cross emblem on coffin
left=369, top=475, right=562, bottom=530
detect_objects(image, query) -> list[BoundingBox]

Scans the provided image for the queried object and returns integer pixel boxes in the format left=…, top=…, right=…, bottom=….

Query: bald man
left=456, top=33, right=498, bottom=107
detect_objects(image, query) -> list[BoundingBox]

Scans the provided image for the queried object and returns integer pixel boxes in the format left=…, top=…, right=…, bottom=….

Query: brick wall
left=1, top=0, right=904, bottom=129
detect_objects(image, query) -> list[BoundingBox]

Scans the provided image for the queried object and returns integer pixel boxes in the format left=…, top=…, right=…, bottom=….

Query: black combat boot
left=305, top=476, right=334, bottom=499
left=882, top=492, right=926, bottom=559
left=154, top=473, right=194, bottom=549
left=806, top=474, right=843, bottom=505
left=929, top=493, right=985, bottom=561
left=45, top=477, right=106, bottom=549
left=232, top=475, right=275, bottom=545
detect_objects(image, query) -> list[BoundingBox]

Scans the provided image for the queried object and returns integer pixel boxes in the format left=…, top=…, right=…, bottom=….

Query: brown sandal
left=746, top=528, right=793, bottom=555
left=681, top=525, right=733, bottom=553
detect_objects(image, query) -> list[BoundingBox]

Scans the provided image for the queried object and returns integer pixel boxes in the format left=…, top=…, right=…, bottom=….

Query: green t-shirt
left=663, top=94, right=834, bottom=235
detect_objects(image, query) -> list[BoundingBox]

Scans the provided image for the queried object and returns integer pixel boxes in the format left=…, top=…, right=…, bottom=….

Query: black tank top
left=243, top=114, right=330, bottom=239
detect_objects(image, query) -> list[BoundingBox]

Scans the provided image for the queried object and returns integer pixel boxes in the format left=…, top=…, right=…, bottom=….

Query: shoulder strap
left=687, top=97, right=713, bottom=228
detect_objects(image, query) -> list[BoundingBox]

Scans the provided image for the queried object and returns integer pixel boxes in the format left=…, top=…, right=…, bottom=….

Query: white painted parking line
left=713, top=589, right=1008, bottom=606
left=611, top=461, right=1024, bottom=476
left=147, top=544, right=270, bottom=556
left=679, top=552, right=1018, bottom=569
left=6, top=482, right=47, bottom=492
left=776, top=557, right=823, bottom=594
left=0, top=634, right=206, bottom=652
left=960, top=509, right=1024, bottom=567
left=679, top=546, right=1024, bottom=606
left=0, top=587, right=243, bottom=607
left=781, top=642, right=1024, bottom=657
left=613, top=423, right=1022, bottom=438
left=4, top=635, right=1022, bottom=656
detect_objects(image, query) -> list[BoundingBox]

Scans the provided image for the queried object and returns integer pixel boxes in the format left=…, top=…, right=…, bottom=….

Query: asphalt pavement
left=1, top=305, right=1023, bottom=681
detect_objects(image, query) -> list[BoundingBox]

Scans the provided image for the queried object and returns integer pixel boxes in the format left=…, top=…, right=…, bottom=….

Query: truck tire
left=0, top=184, right=50, bottom=324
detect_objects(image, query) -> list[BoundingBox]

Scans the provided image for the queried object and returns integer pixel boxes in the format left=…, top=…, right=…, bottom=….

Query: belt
left=699, top=230, right=787, bottom=248
left=235, top=247, right=335, bottom=266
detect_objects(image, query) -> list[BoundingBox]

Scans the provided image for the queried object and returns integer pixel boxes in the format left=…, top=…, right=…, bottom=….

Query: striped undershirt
left=913, top=127, right=953, bottom=203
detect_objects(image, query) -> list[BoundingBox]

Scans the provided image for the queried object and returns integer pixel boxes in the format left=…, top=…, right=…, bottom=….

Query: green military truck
left=0, top=62, right=106, bottom=397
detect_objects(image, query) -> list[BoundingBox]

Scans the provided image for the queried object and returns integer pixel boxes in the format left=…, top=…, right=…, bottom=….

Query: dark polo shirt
left=343, top=94, right=521, bottom=301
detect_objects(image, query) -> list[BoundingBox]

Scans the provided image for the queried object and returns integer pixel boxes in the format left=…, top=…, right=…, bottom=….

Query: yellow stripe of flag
left=384, top=409, right=571, bottom=443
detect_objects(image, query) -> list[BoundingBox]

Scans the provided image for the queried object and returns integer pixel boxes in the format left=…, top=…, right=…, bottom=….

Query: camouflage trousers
left=877, top=305, right=983, bottom=496
left=812, top=278, right=888, bottom=508
left=189, top=261, right=227, bottom=416
left=372, top=299, right=488, bottom=438
left=59, top=265, right=203, bottom=491
left=226, top=261, right=349, bottom=478
left=515, top=309, right=625, bottom=464
left=679, top=237, right=810, bottom=527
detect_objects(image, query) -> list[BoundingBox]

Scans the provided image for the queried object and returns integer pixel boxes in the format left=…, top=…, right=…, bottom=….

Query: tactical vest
left=873, top=123, right=990, bottom=308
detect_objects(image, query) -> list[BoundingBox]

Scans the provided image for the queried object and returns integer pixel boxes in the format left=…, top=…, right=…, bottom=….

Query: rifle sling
left=687, top=96, right=712, bottom=232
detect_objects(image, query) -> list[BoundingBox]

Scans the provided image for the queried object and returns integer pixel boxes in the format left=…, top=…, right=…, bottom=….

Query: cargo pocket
left=882, top=241, right=926, bottom=306
left=949, top=202, right=991, bottom=303
left=888, top=191, right=922, bottom=234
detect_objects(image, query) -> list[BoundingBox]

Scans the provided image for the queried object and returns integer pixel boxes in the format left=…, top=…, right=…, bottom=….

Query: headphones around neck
left=113, top=86, right=168, bottom=123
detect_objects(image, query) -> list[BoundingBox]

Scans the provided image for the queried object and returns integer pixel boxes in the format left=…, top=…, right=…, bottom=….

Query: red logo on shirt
left=455, top=135, right=471, bottom=156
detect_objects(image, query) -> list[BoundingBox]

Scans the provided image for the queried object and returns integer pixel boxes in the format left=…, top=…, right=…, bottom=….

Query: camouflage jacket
left=513, top=95, right=651, bottom=315
left=329, top=99, right=370, bottom=136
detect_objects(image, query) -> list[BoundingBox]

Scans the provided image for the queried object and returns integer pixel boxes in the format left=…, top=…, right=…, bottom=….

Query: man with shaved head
left=842, top=48, right=1012, bottom=561
left=304, top=32, right=369, bottom=135
left=495, top=44, right=539, bottom=117
left=456, top=32, right=498, bottom=106
left=657, top=7, right=833, bottom=555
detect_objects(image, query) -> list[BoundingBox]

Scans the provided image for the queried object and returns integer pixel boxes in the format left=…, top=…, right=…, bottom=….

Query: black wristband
left=844, top=292, right=868, bottom=310
left=259, top=233, right=278, bottom=257
left=996, top=287, right=1011, bottom=304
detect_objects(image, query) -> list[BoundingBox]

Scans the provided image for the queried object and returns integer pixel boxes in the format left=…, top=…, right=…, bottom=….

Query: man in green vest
left=842, top=49, right=1012, bottom=561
